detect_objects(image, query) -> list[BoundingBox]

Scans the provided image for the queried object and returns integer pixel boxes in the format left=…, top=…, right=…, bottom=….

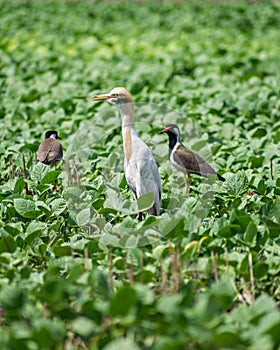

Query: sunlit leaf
left=31, top=162, right=49, bottom=181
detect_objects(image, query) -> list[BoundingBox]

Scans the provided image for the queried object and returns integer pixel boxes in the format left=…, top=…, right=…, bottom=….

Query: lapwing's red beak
left=159, top=126, right=172, bottom=134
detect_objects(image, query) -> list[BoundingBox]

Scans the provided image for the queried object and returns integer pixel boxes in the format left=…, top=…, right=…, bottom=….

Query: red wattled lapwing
left=92, top=87, right=162, bottom=220
left=37, top=130, right=63, bottom=165
left=159, top=124, right=224, bottom=191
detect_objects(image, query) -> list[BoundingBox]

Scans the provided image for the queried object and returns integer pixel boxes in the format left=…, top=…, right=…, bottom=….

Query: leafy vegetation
left=0, top=0, right=280, bottom=349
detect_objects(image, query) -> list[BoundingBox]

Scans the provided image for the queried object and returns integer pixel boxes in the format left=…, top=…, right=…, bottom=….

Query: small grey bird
left=37, top=130, right=63, bottom=165
left=159, top=124, right=224, bottom=185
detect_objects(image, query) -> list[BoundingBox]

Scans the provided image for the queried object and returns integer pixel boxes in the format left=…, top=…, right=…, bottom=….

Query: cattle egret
left=92, top=87, right=162, bottom=220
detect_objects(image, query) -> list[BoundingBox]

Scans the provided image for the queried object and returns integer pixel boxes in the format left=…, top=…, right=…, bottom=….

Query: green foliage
left=0, top=0, right=280, bottom=349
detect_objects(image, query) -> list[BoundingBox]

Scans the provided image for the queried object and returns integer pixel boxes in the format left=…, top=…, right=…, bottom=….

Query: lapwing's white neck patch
left=170, top=142, right=181, bottom=154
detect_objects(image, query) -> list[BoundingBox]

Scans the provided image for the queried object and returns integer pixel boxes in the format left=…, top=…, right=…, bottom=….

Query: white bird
left=92, top=87, right=162, bottom=220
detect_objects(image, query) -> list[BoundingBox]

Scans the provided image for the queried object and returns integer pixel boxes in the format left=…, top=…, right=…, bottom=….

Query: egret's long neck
left=119, top=102, right=134, bottom=162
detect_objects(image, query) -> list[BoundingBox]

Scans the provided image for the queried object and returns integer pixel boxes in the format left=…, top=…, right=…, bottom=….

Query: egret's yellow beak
left=92, top=93, right=118, bottom=101
left=91, top=94, right=111, bottom=101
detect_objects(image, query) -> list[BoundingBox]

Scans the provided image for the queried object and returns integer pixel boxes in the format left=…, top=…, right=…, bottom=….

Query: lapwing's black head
left=45, top=130, right=60, bottom=139
left=159, top=124, right=181, bottom=144
left=159, top=124, right=180, bottom=137
left=159, top=124, right=181, bottom=151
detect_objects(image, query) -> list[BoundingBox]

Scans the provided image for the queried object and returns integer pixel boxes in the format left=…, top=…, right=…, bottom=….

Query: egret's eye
left=111, top=93, right=118, bottom=98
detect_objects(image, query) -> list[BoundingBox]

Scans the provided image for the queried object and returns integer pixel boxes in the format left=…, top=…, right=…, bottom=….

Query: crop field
left=0, top=0, right=280, bottom=349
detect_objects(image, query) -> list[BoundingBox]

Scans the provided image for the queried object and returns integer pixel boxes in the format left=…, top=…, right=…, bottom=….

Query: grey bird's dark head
left=45, top=130, right=60, bottom=139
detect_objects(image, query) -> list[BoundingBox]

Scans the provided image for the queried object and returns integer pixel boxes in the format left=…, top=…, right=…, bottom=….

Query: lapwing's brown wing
left=37, top=139, right=63, bottom=165
left=173, top=144, right=218, bottom=177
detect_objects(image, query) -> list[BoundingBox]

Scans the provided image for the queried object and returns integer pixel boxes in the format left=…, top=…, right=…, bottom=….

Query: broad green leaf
left=251, top=294, right=277, bottom=317
left=32, top=319, right=66, bottom=348
left=0, top=285, right=26, bottom=311
left=75, top=208, right=91, bottom=226
left=212, top=328, right=241, bottom=347
left=253, top=262, right=269, bottom=279
left=14, top=178, right=25, bottom=194
left=156, top=294, right=182, bottom=316
left=70, top=317, right=96, bottom=340
left=137, top=191, right=155, bottom=212
left=14, top=198, right=36, bottom=215
left=0, top=229, right=17, bottom=253
left=218, top=224, right=239, bottom=238
left=4, top=222, right=22, bottom=236
left=110, top=286, right=138, bottom=317
left=104, top=338, right=140, bottom=350
left=22, top=210, right=42, bottom=219
left=31, top=162, right=49, bottom=181
left=25, top=221, right=46, bottom=245
left=244, top=221, right=257, bottom=243
left=49, top=198, right=67, bottom=216
left=225, top=172, right=249, bottom=196
left=40, top=170, right=61, bottom=184
left=52, top=245, right=72, bottom=257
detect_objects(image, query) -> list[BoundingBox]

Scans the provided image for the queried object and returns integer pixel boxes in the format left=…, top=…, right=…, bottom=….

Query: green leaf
left=110, top=286, right=138, bottom=317
left=32, top=319, right=66, bottom=348
left=218, top=224, right=239, bottom=238
left=104, top=338, right=140, bottom=350
left=253, top=262, right=269, bottom=279
left=225, top=172, right=249, bottom=196
left=14, top=198, right=36, bottom=215
left=160, top=217, right=183, bottom=237
left=22, top=210, right=42, bottom=219
left=0, top=285, right=26, bottom=311
left=4, top=222, right=22, bottom=236
left=40, top=170, right=61, bottom=184
left=75, top=208, right=91, bottom=226
left=49, top=198, right=67, bottom=216
left=25, top=221, right=46, bottom=245
left=14, top=178, right=25, bottom=194
left=213, top=328, right=241, bottom=347
left=156, top=294, right=182, bottom=317
left=137, top=191, right=155, bottom=212
left=70, top=317, right=96, bottom=340
left=244, top=221, right=257, bottom=243
left=31, top=162, right=49, bottom=181
left=0, top=229, right=17, bottom=253
left=53, top=245, right=72, bottom=257
left=255, top=311, right=280, bottom=343
left=257, top=179, right=267, bottom=195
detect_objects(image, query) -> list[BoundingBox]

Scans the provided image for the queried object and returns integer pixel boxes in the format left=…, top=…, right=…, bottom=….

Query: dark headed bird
left=37, top=130, right=63, bottom=165
left=159, top=124, right=224, bottom=190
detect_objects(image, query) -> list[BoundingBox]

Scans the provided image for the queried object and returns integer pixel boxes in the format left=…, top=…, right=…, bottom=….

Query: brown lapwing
left=92, top=87, right=162, bottom=220
left=159, top=124, right=224, bottom=192
left=37, top=130, right=63, bottom=165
